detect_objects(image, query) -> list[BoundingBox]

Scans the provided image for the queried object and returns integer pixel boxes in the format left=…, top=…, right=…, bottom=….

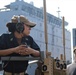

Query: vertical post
left=62, top=16, right=66, bottom=61
left=42, top=1, right=54, bottom=75
left=43, top=0, right=48, bottom=58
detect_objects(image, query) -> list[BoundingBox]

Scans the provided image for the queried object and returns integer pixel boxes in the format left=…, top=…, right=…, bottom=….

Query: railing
left=1, top=51, right=44, bottom=61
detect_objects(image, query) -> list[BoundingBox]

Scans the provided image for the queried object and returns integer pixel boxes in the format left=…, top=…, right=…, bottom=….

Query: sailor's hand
left=13, top=45, right=27, bottom=54
left=14, top=45, right=39, bottom=56
left=18, top=47, right=33, bottom=55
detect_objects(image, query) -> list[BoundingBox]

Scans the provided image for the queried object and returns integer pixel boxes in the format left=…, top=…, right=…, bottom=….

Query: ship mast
left=57, top=7, right=61, bottom=18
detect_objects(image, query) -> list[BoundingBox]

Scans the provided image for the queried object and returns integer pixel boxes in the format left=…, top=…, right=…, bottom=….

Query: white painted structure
left=0, top=0, right=71, bottom=75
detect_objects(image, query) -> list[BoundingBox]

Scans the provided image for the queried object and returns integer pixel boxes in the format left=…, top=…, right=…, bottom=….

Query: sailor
left=67, top=46, right=76, bottom=75
left=0, top=15, right=40, bottom=75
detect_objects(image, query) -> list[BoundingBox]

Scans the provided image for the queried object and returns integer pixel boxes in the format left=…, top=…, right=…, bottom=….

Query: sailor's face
left=23, top=24, right=31, bottom=36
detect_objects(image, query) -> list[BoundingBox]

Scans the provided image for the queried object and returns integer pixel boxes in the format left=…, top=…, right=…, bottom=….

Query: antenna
left=43, top=0, right=48, bottom=58
left=57, top=7, right=61, bottom=18
left=62, top=16, right=66, bottom=61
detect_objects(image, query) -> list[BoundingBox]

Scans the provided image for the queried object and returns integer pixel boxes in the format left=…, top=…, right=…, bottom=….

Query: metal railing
left=1, top=51, right=44, bottom=61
